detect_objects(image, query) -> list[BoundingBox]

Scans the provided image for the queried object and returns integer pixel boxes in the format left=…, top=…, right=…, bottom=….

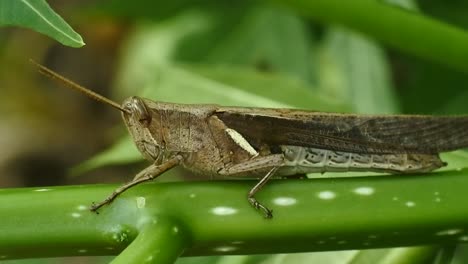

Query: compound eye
left=123, top=102, right=133, bottom=113
left=132, top=97, right=152, bottom=127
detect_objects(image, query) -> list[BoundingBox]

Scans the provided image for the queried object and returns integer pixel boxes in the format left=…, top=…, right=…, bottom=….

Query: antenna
left=30, top=59, right=130, bottom=114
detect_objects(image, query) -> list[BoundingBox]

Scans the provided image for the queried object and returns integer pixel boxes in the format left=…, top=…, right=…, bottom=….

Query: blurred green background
left=1, top=0, right=468, bottom=263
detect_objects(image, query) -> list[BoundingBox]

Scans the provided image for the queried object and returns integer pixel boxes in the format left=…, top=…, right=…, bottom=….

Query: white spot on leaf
left=71, top=213, right=81, bottom=218
left=273, top=197, right=297, bottom=206
left=405, top=201, right=415, bottom=207
left=353, top=187, right=375, bottom=196
left=76, top=205, right=87, bottom=211
left=436, top=229, right=463, bottom=236
left=34, top=188, right=51, bottom=192
left=317, top=191, right=336, bottom=200
left=136, top=197, right=146, bottom=209
left=214, top=246, right=237, bottom=252
left=211, top=206, right=238, bottom=216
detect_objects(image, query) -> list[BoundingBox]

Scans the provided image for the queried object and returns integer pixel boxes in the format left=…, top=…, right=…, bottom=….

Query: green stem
left=112, top=218, right=188, bottom=264
left=272, top=0, right=468, bottom=73
left=1, top=169, right=468, bottom=261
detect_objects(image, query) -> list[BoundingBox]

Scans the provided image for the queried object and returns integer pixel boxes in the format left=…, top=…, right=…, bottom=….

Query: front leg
left=90, top=155, right=182, bottom=213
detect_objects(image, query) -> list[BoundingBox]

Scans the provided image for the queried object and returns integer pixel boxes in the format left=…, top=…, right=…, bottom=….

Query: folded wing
left=215, top=107, right=468, bottom=154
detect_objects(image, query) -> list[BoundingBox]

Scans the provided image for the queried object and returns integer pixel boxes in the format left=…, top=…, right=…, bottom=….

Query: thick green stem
left=272, top=0, right=468, bottom=73
left=0, top=169, right=468, bottom=261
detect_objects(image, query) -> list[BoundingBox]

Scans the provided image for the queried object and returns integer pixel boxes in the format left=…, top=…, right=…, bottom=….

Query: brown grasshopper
left=32, top=60, right=468, bottom=218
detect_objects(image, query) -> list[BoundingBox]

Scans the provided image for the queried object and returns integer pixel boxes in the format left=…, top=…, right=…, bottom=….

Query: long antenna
left=30, top=59, right=130, bottom=114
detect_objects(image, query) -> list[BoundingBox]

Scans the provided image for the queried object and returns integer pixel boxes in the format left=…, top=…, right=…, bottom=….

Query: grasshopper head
left=121, top=96, right=163, bottom=162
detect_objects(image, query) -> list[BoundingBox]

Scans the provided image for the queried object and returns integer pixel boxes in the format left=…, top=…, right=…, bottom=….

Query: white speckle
left=353, top=187, right=375, bottom=196
left=136, top=197, right=146, bottom=209
left=225, top=128, right=258, bottom=157
left=456, top=167, right=462, bottom=171
left=329, top=236, right=336, bottom=240
left=71, top=213, right=81, bottom=218
left=146, top=255, right=154, bottom=261
left=337, top=240, right=347, bottom=244
left=435, top=197, right=441, bottom=202
left=459, top=236, right=468, bottom=241
left=318, top=191, right=336, bottom=200
left=405, top=201, right=416, bottom=207
left=211, top=206, right=238, bottom=216
left=214, top=246, right=237, bottom=252
left=78, top=249, right=87, bottom=253
left=76, top=205, right=87, bottom=211
left=368, top=235, right=378, bottom=239
left=34, top=188, right=51, bottom=192
left=436, top=229, right=463, bottom=236
left=112, top=231, right=129, bottom=243
left=189, top=193, right=196, bottom=198
left=106, top=247, right=114, bottom=250
left=273, top=197, right=297, bottom=206
left=173, top=226, right=179, bottom=234
left=317, top=240, right=326, bottom=244
left=434, top=191, right=440, bottom=196
left=363, top=242, right=371, bottom=246
left=392, top=197, right=399, bottom=201
left=231, top=241, right=244, bottom=245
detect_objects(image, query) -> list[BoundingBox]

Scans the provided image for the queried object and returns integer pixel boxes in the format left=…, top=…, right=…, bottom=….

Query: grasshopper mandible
left=31, top=60, right=468, bottom=218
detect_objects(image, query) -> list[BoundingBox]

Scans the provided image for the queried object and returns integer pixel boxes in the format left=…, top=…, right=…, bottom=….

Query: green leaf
left=318, top=27, right=399, bottom=114
left=0, top=0, right=84, bottom=47
left=275, top=0, right=468, bottom=74
left=180, top=64, right=349, bottom=112
left=204, top=5, right=315, bottom=84
left=72, top=135, right=140, bottom=175
left=112, top=11, right=212, bottom=95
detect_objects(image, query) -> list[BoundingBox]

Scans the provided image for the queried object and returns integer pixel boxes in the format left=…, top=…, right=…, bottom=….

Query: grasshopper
left=32, top=60, right=468, bottom=218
